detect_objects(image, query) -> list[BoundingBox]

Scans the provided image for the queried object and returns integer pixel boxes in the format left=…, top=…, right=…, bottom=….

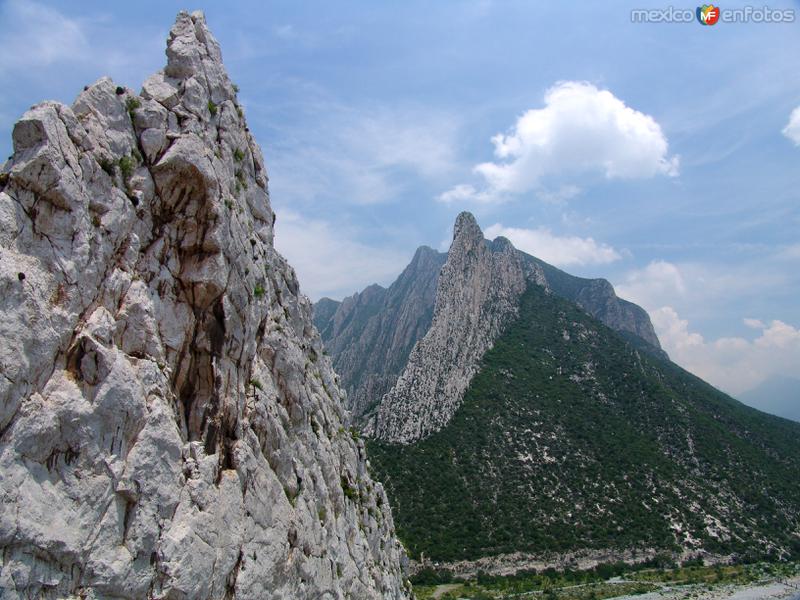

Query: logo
left=697, top=4, right=721, bottom=24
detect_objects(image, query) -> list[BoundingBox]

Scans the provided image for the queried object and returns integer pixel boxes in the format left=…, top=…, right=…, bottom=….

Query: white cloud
left=484, top=223, right=621, bottom=267
left=782, top=106, right=800, bottom=146
left=272, top=210, right=409, bottom=300
left=616, top=260, right=800, bottom=398
left=437, top=184, right=491, bottom=204
left=439, top=81, right=678, bottom=203
left=615, top=260, right=687, bottom=310
left=0, top=0, right=90, bottom=72
left=651, top=307, right=800, bottom=397
left=743, top=318, right=765, bottom=329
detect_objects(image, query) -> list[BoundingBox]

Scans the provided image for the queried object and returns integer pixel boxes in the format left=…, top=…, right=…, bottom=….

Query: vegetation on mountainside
left=411, top=561, right=800, bottom=600
left=368, top=284, right=800, bottom=562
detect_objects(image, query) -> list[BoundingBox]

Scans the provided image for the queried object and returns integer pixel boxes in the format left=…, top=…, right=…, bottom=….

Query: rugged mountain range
left=318, top=213, right=800, bottom=570
left=315, top=211, right=665, bottom=438
left=0, top=12, right=409, bottom=599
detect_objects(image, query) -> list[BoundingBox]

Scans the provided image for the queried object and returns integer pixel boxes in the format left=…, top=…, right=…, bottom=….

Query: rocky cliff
left=0, top=11, right=410, bottom=599
left=371, top=213, right=545, bottom=443
left=317, top=213, right=664, bottom=443
left=528, top=257, right=664, bottom=354
left=314, top=246, right=446, bottom=420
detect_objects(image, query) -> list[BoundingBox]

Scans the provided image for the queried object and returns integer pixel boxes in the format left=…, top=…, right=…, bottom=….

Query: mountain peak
left=453, top=211, right=482, bottom=243
left=147, top=10, right=237, bottom=110
left=166, top=12, right=220, bottom=78
left=0, top=11, right=409, bottom=599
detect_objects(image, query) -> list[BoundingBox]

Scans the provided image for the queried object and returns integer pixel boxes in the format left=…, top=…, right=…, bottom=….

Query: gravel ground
left=613, top=576, right=800, bottom=600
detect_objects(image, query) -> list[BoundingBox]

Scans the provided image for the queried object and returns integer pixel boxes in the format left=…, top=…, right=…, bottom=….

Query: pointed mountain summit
left=0, top=12, right=409, bottom=599
left=372, top=212, right=541, bottom=442
left=314, top=245, right=446, bottom=419
left=316, top=212, right=664, bottom=440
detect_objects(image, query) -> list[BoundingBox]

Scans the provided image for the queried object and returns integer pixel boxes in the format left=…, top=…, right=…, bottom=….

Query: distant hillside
left=368, top=283, right=800, bottom=564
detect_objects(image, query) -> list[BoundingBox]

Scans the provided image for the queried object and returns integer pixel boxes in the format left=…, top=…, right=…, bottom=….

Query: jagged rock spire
left=0, top=11, right=410, bottom=599
left=452, top=210, right=482, bottom=243
left=372, top=212, right=539, bottom=443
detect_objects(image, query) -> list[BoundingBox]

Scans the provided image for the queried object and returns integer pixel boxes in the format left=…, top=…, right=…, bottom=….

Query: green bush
left=125, top=96, right=141, bottom=116
left=118, top=154, right=135, bottom=181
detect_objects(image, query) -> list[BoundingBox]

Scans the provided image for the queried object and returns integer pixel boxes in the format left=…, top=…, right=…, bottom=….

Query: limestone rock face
left=314, top=246, right=446, bottom=421
left=0, top=11, right=410, bottom=600
left=371, top=213, right=544, bottom=443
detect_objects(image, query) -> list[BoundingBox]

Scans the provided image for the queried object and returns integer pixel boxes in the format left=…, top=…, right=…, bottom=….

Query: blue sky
left=1, top=0, right=799, bottom=400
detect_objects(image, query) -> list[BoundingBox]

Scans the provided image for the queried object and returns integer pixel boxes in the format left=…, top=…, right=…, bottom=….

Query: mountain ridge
left=315, top=212, right=665, bottom=437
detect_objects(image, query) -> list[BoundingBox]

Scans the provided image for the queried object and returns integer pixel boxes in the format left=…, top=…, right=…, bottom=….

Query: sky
left=0, top=0, right=798, bottom=404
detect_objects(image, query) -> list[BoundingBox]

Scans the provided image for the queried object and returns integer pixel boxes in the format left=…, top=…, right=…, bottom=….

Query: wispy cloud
left=484, top=223, right=621, bottom=267
left=438, top=81, right=678, bottom=204
left=0, top=0, right=90, bottom=72
left=616, top=260, right=687, bottom=310
left=782, top=106, right=800, bottom=146
left=257, top=99, right=461, bottom=207
left=272, top=210, right=409, bottom=300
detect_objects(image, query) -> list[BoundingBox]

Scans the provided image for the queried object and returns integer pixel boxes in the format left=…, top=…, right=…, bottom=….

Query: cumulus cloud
left=272, top=210, right=409, bottom=300
left=439, top=81, right=678, bottom=203
left=782, top=106, right=800, bottom=145
left=484, top=224, right=621, bottom=267
left=651, top=308, right=800, bottom=396
left=616, top=260, right=800, bottom=398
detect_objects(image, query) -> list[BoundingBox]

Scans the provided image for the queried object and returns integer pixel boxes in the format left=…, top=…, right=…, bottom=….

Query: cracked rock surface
left=0, top=11, right=410, bottom=600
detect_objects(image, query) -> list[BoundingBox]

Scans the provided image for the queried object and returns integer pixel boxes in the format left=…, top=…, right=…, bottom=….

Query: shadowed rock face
left=0, top=11, right=410, bottom=600
left=314, top=246, right=446, bottom=421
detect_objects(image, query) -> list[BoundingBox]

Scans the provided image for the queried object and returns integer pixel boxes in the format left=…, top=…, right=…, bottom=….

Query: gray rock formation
left=0, top=11, right=410, bottom=600
left=371, top=213, right=545, bottom=443
left=354, top=213, right=664, bottom=444
left=314, top=246, right=446, bottom=421
left=315, top=219, right=664, bottom=439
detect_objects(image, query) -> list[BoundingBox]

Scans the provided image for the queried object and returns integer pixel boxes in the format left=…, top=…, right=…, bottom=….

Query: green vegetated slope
left=368, top=284, right=800, bottom=562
